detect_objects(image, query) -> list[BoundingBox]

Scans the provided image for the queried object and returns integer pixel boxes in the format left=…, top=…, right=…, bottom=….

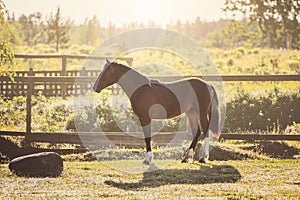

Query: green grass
left=1, top=159, right=299, bottom=199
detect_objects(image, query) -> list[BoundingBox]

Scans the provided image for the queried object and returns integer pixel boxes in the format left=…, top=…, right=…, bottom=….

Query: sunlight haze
left=5, top=0, right=229, bottom=27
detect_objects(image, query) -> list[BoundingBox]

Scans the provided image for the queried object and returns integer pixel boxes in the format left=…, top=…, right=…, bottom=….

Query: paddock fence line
left=1, top=75, right=300, bottom=148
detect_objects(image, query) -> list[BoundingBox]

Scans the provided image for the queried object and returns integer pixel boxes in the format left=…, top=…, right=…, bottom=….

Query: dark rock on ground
left=9, top=152, right=63, bottom=177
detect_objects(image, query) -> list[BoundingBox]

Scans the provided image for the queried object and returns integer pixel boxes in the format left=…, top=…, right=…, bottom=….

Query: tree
left=16, top=12, right=46, bottom=45
left=0, top=0, right=14, bottom=76
left=46, top=7, right=72, bottom=52
left=83, top=16, right=102, bottom=45
left=223, top=0, right=300, bottom=49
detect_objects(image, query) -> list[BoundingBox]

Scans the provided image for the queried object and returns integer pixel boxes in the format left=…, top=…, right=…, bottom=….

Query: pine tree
left=46, top=7, right=72, bottom=52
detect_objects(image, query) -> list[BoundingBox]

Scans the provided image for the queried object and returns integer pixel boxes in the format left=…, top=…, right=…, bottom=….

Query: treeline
left=2, top=2, right=300, bottom=52
left=5, top=8, right=233, bottom=49
left=3, top=9, right=267, bottom=50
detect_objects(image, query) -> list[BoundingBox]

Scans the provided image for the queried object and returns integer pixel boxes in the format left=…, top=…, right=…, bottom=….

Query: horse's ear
left=106, top=58, right=111, bottom=63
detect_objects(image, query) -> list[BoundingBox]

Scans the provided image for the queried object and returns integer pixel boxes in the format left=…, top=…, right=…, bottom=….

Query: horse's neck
left=115, top=64, right=150, bottom=97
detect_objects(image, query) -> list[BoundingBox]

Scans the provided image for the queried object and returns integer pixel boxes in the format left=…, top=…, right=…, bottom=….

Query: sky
left=5, top=0, right=232, bottom=27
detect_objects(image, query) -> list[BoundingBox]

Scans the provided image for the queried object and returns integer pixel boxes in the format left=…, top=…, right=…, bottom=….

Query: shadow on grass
left=105, top=164, right=241, bottom=190
left=254, top=141, right=299, bottom=159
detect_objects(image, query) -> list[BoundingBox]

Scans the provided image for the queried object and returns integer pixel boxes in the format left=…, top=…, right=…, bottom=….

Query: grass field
left=1, top=158, right=299, bottom=199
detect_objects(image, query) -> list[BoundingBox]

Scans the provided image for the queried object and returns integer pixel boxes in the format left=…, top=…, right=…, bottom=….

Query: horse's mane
left=112, top=62, right=156, bottom=86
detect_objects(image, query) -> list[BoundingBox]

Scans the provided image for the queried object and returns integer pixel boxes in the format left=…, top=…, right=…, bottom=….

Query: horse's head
left=93, top=58, right=118, bottom=93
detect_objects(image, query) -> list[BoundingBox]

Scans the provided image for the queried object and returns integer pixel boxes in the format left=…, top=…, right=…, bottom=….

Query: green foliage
left=1, top=86, right=299, bottom=134
left=200, top=20, right=264, bottom=49
left=224, top=91, right=300, bottom=133
left=286, top=59, right=300, bottom=73
left=208, top=48, right=300, bottom=75
left=0, top=40, right=14, bottom=70
left=2, top=0, right=299, bottom=50
left=32, top=95, right=72, bottom=132
left=226, top=58, right=234, bottom=66
left=0, top=1, right=14, bottom=77
left=0, top=95, right=71, bottom=132
left=16, top=12, right=47, bottom=45
left=223, top=0, right=300, bottom=49
left=0, top=96, right=26, bottom=130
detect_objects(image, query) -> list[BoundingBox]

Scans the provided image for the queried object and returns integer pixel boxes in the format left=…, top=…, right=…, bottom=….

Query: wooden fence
left=0, top=54, right=300, bottom=151
left=0, top=54, right=133, bottom=98
left=1, top=75, right=300, bottom=148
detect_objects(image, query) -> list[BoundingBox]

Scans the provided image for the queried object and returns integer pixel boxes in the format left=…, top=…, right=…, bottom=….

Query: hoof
left=181, top=158, right=188, bottom=163
left=199, top=158, right=208, bottom=164
left=143, top=151, right=153, bottom=165
left=143, top=159, right=151, bottom=165
left=182, top=149, right=194, bottom=163
left=182, top=157, right=193, bottom=163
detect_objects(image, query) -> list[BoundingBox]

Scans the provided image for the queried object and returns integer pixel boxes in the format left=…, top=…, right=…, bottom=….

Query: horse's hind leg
left=199, top=114, right=210, bottom=163
left=182, top=111, right=200, bottom=163
left=140, top=118, right=153, bottom=165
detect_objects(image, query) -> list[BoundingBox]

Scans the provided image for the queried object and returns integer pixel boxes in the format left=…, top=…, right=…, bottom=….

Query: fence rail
left=2, top=74, right=300, bottom=98
left=1, top=130, right=299, bottom=146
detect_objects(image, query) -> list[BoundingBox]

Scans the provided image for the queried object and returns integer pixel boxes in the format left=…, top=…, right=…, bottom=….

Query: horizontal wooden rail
left=25, top=132, right=182, bottom=146
left=0, top=131, right=25, bottom=136
left=14, top=53, right=133, bottom=62
left=1, top=131, right=299, bottom=144
left=220, top=133, right=300, bottom=141
left=1, top=75, right=300, bottom=82
left=152, top=75, right=300, bottom=82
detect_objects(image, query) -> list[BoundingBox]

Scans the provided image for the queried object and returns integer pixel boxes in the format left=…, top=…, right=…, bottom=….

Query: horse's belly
left=148, top=100, right=184, bottom=119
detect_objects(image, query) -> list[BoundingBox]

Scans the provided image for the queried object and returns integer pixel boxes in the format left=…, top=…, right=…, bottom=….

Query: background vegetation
left=2, top=1, right=300, bottom=51
left=0, top=1, right=299, bottom=134
left=1, top=1, right=300, bottom=199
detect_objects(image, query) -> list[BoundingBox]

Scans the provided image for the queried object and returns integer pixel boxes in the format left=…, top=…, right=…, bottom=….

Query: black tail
left=209, top=85, right=221, bottom=136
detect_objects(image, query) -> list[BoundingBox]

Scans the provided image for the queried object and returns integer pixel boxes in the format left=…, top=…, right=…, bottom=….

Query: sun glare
left=134, top=0, right=169, bottom=26
left=5, top=0, right=228, bottom=27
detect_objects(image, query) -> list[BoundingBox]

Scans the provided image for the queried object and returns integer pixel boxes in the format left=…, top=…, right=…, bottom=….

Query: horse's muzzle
left=93, top=85, right=101, bottom=93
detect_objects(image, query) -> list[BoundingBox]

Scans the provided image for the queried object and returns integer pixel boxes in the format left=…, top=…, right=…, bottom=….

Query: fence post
left=80, top=67, right=87, bottom=94
left=24, top=68, right=34, bottom=147
left=61, top=55, right=67, bottom=98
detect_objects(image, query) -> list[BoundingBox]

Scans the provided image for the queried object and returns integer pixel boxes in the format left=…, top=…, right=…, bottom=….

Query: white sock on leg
left=143, top=151, right=153, bottom=165
left=200, top=137, right=210, bottom=163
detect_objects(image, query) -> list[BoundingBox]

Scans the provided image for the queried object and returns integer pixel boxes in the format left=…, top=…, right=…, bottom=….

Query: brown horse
left=93, top=59, right=220, bottom=164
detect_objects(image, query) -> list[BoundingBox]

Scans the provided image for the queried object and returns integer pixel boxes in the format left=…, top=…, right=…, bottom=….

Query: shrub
left=223, top=93, right=300, bottom=133
left=235, top=47, right=246, bottom=55
left=227, top=58, right=234, bottom=66
left=286, top=60, right=299, bottom=73
left=252, top=48, right=260, bottom=54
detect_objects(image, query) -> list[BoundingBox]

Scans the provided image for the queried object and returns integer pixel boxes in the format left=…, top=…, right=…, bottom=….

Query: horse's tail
left=209, top=85, right=221, bottom=138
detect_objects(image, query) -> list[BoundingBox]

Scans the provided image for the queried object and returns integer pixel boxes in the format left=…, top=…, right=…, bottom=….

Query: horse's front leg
left=182, top=126, right=201, bottom=163
left=142, top=123, right=153, bottom=165
left=182, top=112, right=200, bottom=163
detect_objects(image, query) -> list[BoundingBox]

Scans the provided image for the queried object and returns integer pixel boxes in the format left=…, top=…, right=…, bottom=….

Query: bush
left=227, top=58, right=234, bottom=66
left=251, top=48, right=260, bottom=55
left=235, top=47, right=246, bottom=55
left=223, top=93, right=300, bottom=133
left=286, top=60, right=299, bottom=72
